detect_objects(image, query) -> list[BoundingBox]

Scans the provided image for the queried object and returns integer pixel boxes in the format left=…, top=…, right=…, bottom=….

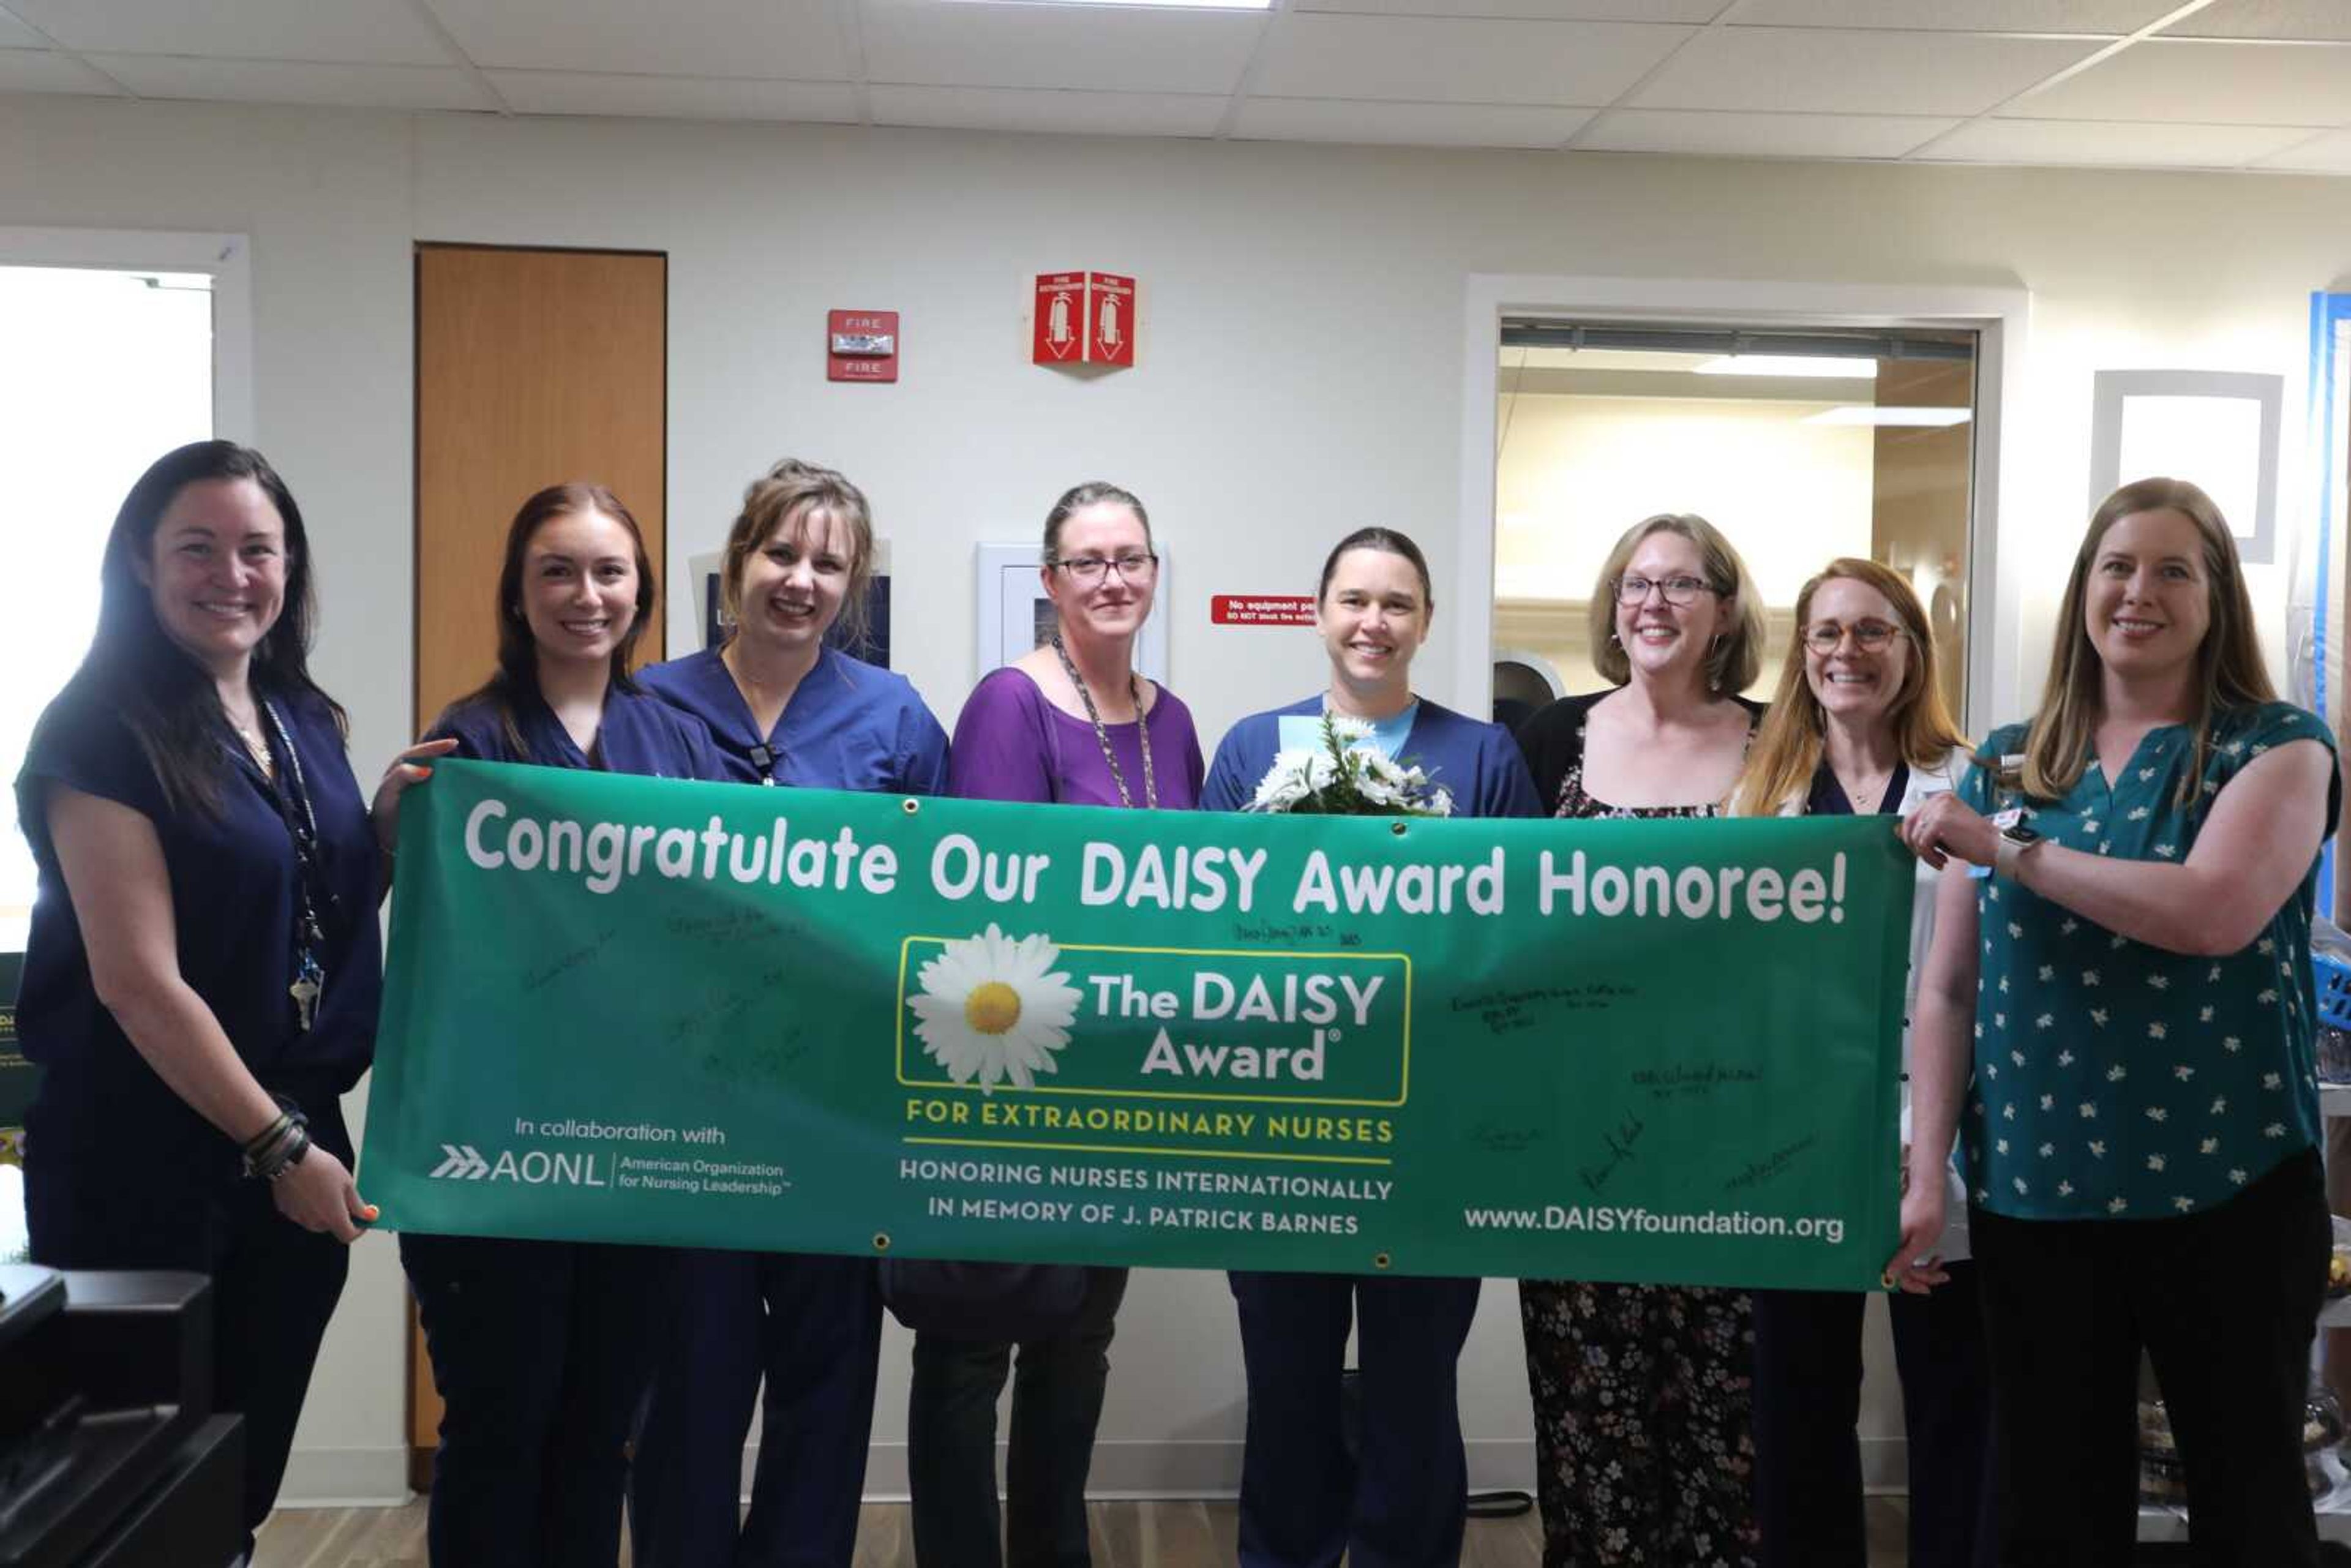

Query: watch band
left=1995, top=830, right=2039, bottom=882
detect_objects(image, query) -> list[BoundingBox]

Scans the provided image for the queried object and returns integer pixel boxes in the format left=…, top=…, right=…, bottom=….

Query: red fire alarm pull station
left=1032, top=272, right=1136, bottom=369
left=828, top=310, right=898, bottom=383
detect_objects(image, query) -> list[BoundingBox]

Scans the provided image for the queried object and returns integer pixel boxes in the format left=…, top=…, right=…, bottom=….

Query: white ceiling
left=4, top=0, right=2350, bottom=174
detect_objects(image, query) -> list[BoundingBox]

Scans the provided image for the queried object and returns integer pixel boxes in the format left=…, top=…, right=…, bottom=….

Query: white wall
left=4, top=93, right=2349, bottom=1502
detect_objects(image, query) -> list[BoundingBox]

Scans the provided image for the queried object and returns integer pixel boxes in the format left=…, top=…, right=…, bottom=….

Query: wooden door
left=409, top=244, right=667, bottom=1480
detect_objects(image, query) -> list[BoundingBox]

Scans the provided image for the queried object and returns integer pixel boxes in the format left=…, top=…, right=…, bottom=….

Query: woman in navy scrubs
left=13, top=440, right=404, bottom=1553
left=631, top=460, right=948, bottom=1568
left=374, top=482, right=719, bottom=1568
left=1199, top=527, right=1538, bottom=1568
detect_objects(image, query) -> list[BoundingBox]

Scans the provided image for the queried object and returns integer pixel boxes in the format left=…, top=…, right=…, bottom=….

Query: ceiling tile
left=488, top=70, right=860, bottom=121
left=5, top=0, right=452, bottom=64
left=1629, top=27, right=2104, bottom=114
left=1251, top=14, right=1690, bottom=105
left=1917, top=115, right=2318, bottom=166
left=1232, top=96, right=1593, bottom=145
left=2162, top=1, right=2351, bottom=43
left=429, top=0, right=849, bottom=81
left=2017, top=39, right=2351, bottom=124
left=1580, top=108, right=1955, bottom=157
left=84, top=53, right=493, bottom=110
left=0, top=46, right=125, bottom=93
left=1292, top=0, right=1721, bottom=19
left=2253, top=126, right=2351, bottom=170
left=0, top=9, right=48, bottom=48
left=871, top=84, right=1226, bottom=135
left=1731, top=0, right=2173, bottom=31
left=860, top=0, right=1262, bottom=95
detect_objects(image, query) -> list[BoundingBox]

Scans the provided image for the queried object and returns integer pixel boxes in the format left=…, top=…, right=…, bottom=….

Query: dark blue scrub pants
left=630, top=1248, right=884, bottom=1568
left=24, top=1093, right=354, bottom=1558
left=907, top=1267, right=1128, bottom=1568
left=1750, top=1265, right=1995, bottom=1568
left=402, top=1231, right=675, bottom=1568
left=1228, top=1270, right=1482, bottom=1568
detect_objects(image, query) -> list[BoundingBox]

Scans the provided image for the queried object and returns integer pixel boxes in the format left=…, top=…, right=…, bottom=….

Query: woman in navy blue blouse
left=1895, top=478, right=2341, bottom=1564
left=631, top=460, right=948, bottom=1568
left=375, top=482, right=720, bottom=1568
left=1201, top=527, right=1537, bottom=1568
left=13, top=441, right=414, bottom=1553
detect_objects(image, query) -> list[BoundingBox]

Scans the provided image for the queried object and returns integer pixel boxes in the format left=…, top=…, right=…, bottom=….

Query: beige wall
left=4, top=93, right=2349, bottom=1501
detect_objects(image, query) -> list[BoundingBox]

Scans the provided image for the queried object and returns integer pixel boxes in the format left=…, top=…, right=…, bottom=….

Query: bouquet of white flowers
left=1247, top=712, right=1453, bottom=817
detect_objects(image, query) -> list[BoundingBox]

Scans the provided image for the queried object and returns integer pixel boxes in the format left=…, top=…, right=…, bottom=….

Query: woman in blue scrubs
left=631, top=460, right=948, bottom=1568
left=1199, top=527, right=1538, bottom=1568
left=13, top=440, right=403, bottom=1556
left=374, top=482, right=720, bottom=1568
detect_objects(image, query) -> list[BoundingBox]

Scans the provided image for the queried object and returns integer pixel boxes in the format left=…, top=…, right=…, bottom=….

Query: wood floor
left=253, top=1496, right=1914, bottom=1566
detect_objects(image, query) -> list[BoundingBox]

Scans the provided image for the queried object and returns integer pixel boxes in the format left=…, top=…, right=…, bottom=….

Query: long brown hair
left=2020, top=477, right=2272, bottom=803
left=1730, top=558, right=1968, bottom=817
left=1590, top=512, right=1766, bottom=695
left=719, top=460, right=879, bottom=655
left=446, top=483, right=657, bottom=760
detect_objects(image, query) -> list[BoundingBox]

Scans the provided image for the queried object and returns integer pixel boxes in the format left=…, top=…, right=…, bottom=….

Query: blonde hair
left=719, top=462, right=877, bottom=651
left=1590, top=512, right=1766, bottom=694
left=1730, top=558, right=1969, bottom=817
left=2020, top=477, right=2273, bottom=804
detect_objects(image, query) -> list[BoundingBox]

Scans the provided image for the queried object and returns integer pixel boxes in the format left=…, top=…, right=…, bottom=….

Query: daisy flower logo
left=908, top=925, right=1083, bottom=1093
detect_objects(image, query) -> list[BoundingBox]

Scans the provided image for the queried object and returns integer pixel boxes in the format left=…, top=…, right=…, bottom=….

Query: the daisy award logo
left=907, top=924, right=1083, bottom=1093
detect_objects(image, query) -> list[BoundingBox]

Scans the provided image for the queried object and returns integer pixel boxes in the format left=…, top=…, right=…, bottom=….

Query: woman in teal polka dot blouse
left=1892, top=476, right=2342, bottom=1565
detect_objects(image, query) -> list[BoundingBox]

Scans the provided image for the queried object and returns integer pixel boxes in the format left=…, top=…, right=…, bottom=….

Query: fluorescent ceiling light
left=1803, top=406, right=1973, bottom=427
left=947, top=0, right=1272, bottom=9
left=1695, top=354, right=1878, bottom=378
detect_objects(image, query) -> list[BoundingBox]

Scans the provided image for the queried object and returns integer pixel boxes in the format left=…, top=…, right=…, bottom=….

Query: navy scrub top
left=14, top=683, right=383, bottom=1158
left=637, top=644, right=949, bottom=794
left=1201, top=693, right=1542, bottom=819
left=428, top=680, right=722, bottom=781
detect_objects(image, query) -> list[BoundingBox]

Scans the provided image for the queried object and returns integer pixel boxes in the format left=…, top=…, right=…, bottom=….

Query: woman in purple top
left=907, top=482, right=1204, bottom=1568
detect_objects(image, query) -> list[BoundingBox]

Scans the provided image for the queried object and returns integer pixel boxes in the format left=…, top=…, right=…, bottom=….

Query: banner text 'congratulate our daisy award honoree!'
left=358, top=760, right=1914, bottom=1289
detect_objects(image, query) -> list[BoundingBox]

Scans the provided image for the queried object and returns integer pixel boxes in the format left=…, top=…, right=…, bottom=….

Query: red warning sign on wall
left=1210, top=595, right=1316, bottom=626
left=828, top=310, right=898, bottom=383
left=1032, top=272, right=1136, bottom=369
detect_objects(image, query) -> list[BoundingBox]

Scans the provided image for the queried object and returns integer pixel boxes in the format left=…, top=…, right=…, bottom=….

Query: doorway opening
left=1490, top=320, right=1979, bottom=729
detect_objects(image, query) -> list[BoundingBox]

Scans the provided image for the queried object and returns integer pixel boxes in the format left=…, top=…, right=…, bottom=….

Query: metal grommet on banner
left=873, top=1232, right=892, bottom=1251
left=1389, top=821, right=1407, bottom=836
left=1372, top=1251, right=1392, bottom=1270
left=902, top=798, right=921, bottom=814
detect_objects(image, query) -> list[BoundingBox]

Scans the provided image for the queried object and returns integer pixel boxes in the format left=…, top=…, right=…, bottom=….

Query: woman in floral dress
left=1512, top=512, right=1768, bottom=1567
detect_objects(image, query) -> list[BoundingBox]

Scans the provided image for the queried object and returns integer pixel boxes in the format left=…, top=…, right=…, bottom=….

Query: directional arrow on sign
left=429, top=1143, right=492, bottom=1180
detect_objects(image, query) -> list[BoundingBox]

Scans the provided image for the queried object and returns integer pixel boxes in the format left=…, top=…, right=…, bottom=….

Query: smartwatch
left=1995, top=820, right=2043, bottom=882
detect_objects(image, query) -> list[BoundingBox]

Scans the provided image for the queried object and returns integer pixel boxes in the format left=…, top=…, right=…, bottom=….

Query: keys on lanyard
left=291, top=951, right=324, bottom=1032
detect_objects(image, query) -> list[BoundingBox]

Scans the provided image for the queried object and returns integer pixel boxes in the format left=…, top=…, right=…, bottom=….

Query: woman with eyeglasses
left=1727, top=559, right=1991, bottom=1568
left=906, top=481, right=1205, bottom=1568
left=1512, top=511, right=1768, bottom=1567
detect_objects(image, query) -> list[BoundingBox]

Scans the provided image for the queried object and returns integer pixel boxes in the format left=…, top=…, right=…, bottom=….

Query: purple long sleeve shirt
left=948, top=666, right=1204, bottom=809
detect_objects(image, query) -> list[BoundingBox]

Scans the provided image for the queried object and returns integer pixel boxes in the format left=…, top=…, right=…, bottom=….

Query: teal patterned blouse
left=1957, top=702, right=2338, bottom=1221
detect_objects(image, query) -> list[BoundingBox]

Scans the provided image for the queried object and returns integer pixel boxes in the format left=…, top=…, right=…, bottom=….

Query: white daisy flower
left=908, top=925, right=1084, bottom=1094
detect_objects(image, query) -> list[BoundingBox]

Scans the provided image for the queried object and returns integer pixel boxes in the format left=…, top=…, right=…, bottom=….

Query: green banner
left=361, top=760, right=1912, bottom=1290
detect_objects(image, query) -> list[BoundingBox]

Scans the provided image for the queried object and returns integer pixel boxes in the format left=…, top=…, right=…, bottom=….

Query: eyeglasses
left=1616, top=574, right=1715, bottom=607
left=1052, top=552, right=1159, bottom=585
left=1802, top=619, right=1907, bottom=654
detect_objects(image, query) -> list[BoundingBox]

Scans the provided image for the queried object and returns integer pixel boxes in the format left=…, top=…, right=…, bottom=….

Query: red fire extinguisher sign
left=1032, top=272, right=1136, bottom=369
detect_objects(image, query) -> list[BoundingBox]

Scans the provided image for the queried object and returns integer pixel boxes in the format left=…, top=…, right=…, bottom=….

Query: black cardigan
left=1512, top=689, right=1767, bottom=808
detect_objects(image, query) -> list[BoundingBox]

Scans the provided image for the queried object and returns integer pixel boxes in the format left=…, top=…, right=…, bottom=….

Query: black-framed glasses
left=1052, top=551, right=1159, bottom=585
left=1616, top=573, right=1714, bottom=607
left=1802, top=619, right=1907, bottom=654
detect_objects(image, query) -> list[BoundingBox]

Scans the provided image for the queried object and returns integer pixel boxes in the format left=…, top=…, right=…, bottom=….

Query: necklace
left=1051, top=633, right=1156, bottom=809
left=224, top=698, right=274, bottom=778
left=1835, top=766, right=1891, bottom=814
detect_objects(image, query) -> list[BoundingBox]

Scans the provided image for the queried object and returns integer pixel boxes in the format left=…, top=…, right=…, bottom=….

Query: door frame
left=0, top=227, right=254, bottom=443
left=1456, top=274, right=2030, bottom=737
